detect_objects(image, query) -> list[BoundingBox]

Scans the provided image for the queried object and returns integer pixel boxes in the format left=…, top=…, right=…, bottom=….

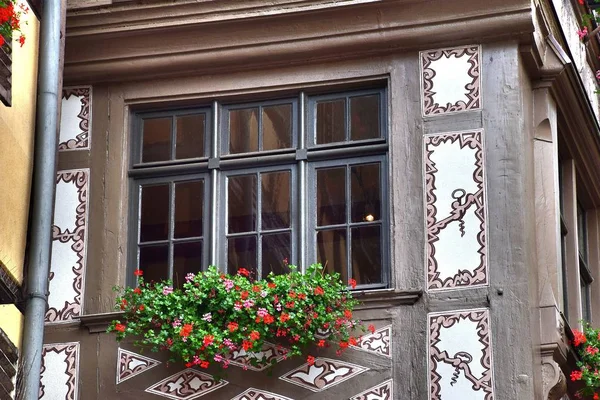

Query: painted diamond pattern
left=350, top=379, right=393, bottom=400
left=117, top=348, right=161, bottom=384
left=279, top=357, right=368, bottom=392
left=145, top=369, right=228, bottom=400
left=231, top=388, right=294, bottom=400
left=226, top=341, right=288, bottom=371
left=351, top=325, right=391, bottom=358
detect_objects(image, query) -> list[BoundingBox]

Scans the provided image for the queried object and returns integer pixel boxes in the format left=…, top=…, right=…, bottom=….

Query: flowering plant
left=0, top=0, right=27, bottom=47
left=108, top=264, right=371, bottom=370
left=569, top=324, right=600, bottom=399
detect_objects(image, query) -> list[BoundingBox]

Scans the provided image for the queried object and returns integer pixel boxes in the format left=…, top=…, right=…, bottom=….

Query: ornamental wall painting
left=145, top=368, right=228, bottom=399
left=349, top=324, right=391, bottom=358
left=420, top=45, right=481, bottom=116
left=116, top=348, right=161, bottom=384
left=424, top=130, right=487, bottom=291
left=349, top=379, right=393, bottom=400
left=39, top=342, right=80, bottom=400
left=230, top=388, right=294, bottom=400
left=428, top=309, right=494, bottom=400
left=59, top=86, right=92, bottom=151
left=45, top=169, right=89, bottom=323
left=279, top=357, right=368, bottom=392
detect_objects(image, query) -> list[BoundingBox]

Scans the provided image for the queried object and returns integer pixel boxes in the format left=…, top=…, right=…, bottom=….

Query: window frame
left=127, top=86, right=390, bottom=289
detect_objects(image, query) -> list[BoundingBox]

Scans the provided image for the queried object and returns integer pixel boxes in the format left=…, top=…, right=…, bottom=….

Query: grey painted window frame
left=128, top=87, right=389, bottom=289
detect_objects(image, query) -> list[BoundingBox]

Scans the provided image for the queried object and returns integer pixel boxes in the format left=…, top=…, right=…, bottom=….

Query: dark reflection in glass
left=262, top=232, right=291, bottom=278
left=228, top=236, right=257, bottom=277
left=263, top=104, right=292, bottom=150
left=229, top=108, right=258, bottom=154
left=350, top=95, right=380, bottom=141
left=175, top=180, right=203, bottom=238
left=139, top=245, right=169, bottom=284
left=316, top=99, right=345, bottom=144
left=317, top=229, right=347, bottom=283
left=142, top=117, right=172, bottom=162
left=176, top=114, right=205, bottom=159
left=261, top=171, right=290, bottom=230
left=173, top=241, right=203, bottom=288
left=351, top=225, right=381, bottom=285
left=317, top=167, right=346, bottom=226
left=228, top=175, right=257, bottom=233
left=140, top=184, right=169, bottom=242
left=351, top=163, right=381, bottom=223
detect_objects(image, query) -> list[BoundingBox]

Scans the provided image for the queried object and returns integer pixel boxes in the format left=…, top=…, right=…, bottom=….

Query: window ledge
left=78, top=311, right=123, bottom=334
left=354, top=288, right=422, bottom=310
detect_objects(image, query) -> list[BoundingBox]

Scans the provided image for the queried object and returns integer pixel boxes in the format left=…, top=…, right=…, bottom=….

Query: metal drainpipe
left=19, top=1, right=63, bottom=399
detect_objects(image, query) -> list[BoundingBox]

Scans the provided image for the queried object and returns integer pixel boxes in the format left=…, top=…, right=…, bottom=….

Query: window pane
left=176, top=114, right=205, bottom=159
left=228, top=175, right=257, bottom=233
left=351, top=163, right=381, bottom=223
left=173, top=241, right=203, bottom=288
left=139, top=245, right=169, bottom=284
left=350, top=95, right=380, bottom=141
left=578, top=204, right=588, bottom=262
left=140, top=184, right=170, bottom=242
left=229, top=108, right=259, bottom=154
left=316, top=99, right=345, bottom=144
left=262, top=232, right=291, bottom=278
left=261, top=171, right=290, bottom=230
left=317, top=167, right=346, bottom=226
left=351, top=225, right=382, bottom=285
left=263, top=104, right=292, bottom=150
left=228, top=236, right=257, bottom=276
left=317, top=229, right=347, bottom=283
left=174, top=180, right=203, bottom=238
left=142, top=117, right=171, bottom=162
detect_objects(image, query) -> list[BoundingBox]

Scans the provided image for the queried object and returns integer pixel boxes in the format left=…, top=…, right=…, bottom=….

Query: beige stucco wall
left=0, top=2, right=40, bottom=285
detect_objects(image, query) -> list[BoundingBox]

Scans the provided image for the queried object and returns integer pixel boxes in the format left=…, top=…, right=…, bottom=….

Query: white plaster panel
left=58, top=87, right=92, bottom=151
left=40, top=343, right=80, bottom=400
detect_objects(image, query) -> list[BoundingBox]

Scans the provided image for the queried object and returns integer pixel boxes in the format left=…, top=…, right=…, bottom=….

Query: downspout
left=19, top=1, right=63, bottom=399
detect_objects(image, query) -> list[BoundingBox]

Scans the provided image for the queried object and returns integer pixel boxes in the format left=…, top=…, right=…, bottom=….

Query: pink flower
left=578, top=27, right=588, bottom=40
left=257, top=308, right=268, bottom=317
left=172, top=319, right=182, bottom=328
left=214, top=354, right=223, bottom=362
left=243, top=299, right=255, bottom=309
left=185, top=273, right=195, bottom=282
left=224, top=279, right=234, bottom=291
left=202, top=313, right=212, bottom=322
left=162, top=286, right=173, bottom=295
left=234, top=301, right=242, bottom=311
left=596, top=70, right=600, bottom=80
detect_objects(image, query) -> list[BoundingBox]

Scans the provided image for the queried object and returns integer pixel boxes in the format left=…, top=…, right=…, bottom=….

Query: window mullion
left=346, top=164, right=351, bottom=282
left=257, top=172, right=262, bottom=278
left=168, top=182, right=175, bottom=279
left=209, top=100, right=219, bottom=267
left=299, top=92, right=307, bottom=272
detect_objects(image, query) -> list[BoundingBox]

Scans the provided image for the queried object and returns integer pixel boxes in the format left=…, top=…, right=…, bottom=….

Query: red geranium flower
left=203, top=335, right=214, bottom=346
left=307, top=355, right=315, bottom=366
left=368, top=324, right=376, bottom=333
left=268, top=282, right=276, bottom=289
left=134, top=269, right=143, bottom=277
left=133, top=287, right=142, bottom=295
left=179, top=324, right=193, bottom=337
left=249, top=330, right=260, bottom=341
left=115, top=323, right=126, bottom=332
left=571, top=370, right=583, bottom=381
left=317, top=340, right=326, bottom=347
left=138, top=305, right=145, bottom=311
left=573, top=329, right=587, bottom=346
left=314, top=286, right=324, bottom=295
left=238, top=268, right=250, bottom=277
left=200, top=361, right=209, bottom=369
left=228, top=322, right=238, bottom=332
left=349, top=278, right=357, bottom=289
left=242, top=340, right=253, bottom=351
left=279, top=313, right=290, bottom=323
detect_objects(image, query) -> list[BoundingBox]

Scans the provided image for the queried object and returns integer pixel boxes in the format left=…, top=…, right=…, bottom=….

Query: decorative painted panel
left=230, top=388, right=294, bottom=400
left=117, top=348, right=161, bottom=384
left=46, top=169, right=89, bottom=323
left=424, top=130, right=487, bottom=290
left=420, top=45, right=481, bottom=116
left=350, top=324, right=391, bottom=358
left=225, top=341, right=288, bottom=371
left=349, top=379, right=393, bottom=400
left=428, top=309, right=494, bottom=400
left=40, top=342, right=80, bottom=400
left=59, top=87, right=92, bottom=151
left=145, top=369, right=228, bottom=399
left=279, top=357, right=368, bottom=392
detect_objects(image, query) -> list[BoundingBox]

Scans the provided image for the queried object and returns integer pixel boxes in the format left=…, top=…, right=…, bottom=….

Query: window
left=128, top=88, right=389, bottom=289
left=578, top=203, right=593, bottom=322
left=0, top=35, right=11, bottom=106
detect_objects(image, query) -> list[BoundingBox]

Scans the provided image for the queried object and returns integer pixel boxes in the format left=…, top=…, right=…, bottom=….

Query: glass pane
left=350, top=95, right=380, bottom=141
left=317, top=167, right=346, bottom=226
left=173, top=241, right=203, bottom=288
left=316, top=99, right=345, bottom=144
left=263, top=104, right=292, bottom=150
left=351, top=163, right=381, bottom=223
left=228, top=236, right=257, bottom=277
left=262, top=232, right=291, bottom=278
left=228, top=175, right=257, bottom=233
left=261, top=171, right=290, bottom=230
left=142, top=117, right=171, bottom=163
left=578, top=204, right=587, bottom=262
left=229, top=108, right=259, bottom=154
left=139, top=245, right=169, bottom=284
left=140, top=184, right=170, bottom=242
left=174, top=180, right=203, bottom=238
left=351, top=225, right=382, bottom=285
left=176, top=114, right=205, bottom=159
left=317, top=229, right=347, bottom=283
